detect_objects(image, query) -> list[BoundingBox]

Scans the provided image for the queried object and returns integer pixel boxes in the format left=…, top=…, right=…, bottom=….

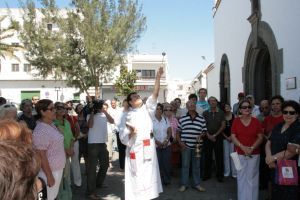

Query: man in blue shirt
left=197, top=88, right=209, bottom=111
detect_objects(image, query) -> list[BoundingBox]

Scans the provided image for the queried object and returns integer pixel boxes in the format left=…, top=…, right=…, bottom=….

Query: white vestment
left=119, top=95, right=163, bottom=200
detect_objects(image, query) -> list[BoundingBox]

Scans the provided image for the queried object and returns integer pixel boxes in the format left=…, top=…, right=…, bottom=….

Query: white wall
left=0, top=80, right=79, bottom=103
left=213, top=0, right=300, bottom=103
left=261, top=0, right=300, bottom=101
left=213, top=0, right=251, bottom=105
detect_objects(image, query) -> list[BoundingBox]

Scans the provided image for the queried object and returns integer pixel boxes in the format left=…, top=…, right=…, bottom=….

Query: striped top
left=178, top=113, right=207, bottom=149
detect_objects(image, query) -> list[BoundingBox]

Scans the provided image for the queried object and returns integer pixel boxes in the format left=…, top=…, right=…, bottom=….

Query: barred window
left=24, top=64, right=31, bottom=72
left=12, top=64, right=19, bottom=72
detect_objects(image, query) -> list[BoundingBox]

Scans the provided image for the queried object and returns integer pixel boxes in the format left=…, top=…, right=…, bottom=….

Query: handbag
left=275, top=152, right=298, bottom=185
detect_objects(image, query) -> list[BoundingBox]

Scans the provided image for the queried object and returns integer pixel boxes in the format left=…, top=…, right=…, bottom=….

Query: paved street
left=73, top=153, right=267, bottom=200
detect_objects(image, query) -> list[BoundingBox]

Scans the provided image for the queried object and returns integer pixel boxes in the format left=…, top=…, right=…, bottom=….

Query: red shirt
left=231, top=117, right=262, bottom=155
left=262, top=115, right=283, bottom=136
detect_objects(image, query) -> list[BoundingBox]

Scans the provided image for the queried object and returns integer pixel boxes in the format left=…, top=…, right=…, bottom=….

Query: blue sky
left=0, top=0, right=214, bottom=80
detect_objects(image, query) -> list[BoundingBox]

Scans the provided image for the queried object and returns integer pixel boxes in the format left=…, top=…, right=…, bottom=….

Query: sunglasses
left=240, top=106, right=252, bottom=109
left=164, top=109, right=172, bottom=111
left=56, top=106, right=66, bottom=110
left=282, top=110, right=297, bottom=115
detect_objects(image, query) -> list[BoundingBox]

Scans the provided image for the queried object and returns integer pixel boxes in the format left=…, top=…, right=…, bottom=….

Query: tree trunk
left=95, top=81, right=100, bottom=99
left=84, top=89, right=92, bottom=103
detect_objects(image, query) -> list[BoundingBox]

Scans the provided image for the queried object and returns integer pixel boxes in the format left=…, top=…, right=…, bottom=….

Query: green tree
left=20, top=0, right=146, bottom=99
left=114, top=66, right=137, bottom=97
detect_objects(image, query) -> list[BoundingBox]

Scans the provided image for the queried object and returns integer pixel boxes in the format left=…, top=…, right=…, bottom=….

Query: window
left=11, top=64, right=19, bottom=72
left=24, top=64, right=31, bottom=72
left=135, top=69, right=155, bottom=79
left=11, top=42, right=19, bottom=46
left=47, top=23, right=53, bottom=31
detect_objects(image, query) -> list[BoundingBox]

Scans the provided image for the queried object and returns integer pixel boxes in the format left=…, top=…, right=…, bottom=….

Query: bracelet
left=296, top=148, right=299, bottom=154
left=250, top=146, right=254, bottom=150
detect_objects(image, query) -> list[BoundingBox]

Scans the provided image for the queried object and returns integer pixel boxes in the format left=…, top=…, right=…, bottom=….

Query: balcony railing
left=137, top=76, right=166, bottom=81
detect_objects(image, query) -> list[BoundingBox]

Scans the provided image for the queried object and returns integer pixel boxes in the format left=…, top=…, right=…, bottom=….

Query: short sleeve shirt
left=153, top=117, right=170, bottom=144
left=231, top=117, right=262, bottom=155
left=269, top=121, right=300, bottom=156
left=203, top=109, right=225, bottom=135
left=178, top=113, right=207, bottom=149
left=262, top=115, right=284, bottom=136
left=33, top=121, right=66, bottom=171
left=87, top=113, right=108, bottom=144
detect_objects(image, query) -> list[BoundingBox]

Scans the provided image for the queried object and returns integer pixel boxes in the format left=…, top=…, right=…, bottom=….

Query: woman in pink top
left=32, top=99, right=66, bottom=200
left=164, top=103, right=181, bottom=169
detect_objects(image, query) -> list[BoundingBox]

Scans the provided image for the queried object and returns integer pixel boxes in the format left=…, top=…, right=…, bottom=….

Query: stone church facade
left=209, top=0, right=300, bottom=105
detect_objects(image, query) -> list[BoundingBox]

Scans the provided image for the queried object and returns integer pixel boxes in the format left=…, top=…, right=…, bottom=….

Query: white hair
left=0, top=104, right=18, bottom=119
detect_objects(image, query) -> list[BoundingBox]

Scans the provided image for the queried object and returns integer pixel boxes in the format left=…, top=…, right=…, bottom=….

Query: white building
left=0, top=8, right=168, bottom=103
left=210, top=0, right=300, bottom=105
left=102, top=54, right=168, bottom=102
left=167, top=79, right=191, bottom=106
left=188, top=63, right=212, bottom=96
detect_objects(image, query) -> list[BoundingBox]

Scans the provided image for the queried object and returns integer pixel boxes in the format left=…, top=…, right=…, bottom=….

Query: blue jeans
left=156, top=146, right=172, bottom=184
left=180, top=147, right=201, bottom=187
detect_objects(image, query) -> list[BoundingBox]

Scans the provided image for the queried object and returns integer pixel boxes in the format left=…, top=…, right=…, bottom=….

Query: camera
left=92, top=99, right=104, bottom=112
left=83, top=99, right=104, bottom=117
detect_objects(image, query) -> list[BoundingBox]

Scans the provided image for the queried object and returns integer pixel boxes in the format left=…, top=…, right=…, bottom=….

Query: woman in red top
left=261, top=95, right=284, bottom=198
left=231, top=99, right=263, bottom=200
left=263, top=95, right=284, bottom=137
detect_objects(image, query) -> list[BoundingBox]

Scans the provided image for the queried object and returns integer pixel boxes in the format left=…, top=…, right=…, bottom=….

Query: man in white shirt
left=108, top=99, right=126, bottom=170
left=86, top=100, right=114, bottom=200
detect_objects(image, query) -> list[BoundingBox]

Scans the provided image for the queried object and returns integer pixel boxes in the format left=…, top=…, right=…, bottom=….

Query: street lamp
left=54, top=86, right=61, bottom=101
left=161, top=52, right=166, bottom=65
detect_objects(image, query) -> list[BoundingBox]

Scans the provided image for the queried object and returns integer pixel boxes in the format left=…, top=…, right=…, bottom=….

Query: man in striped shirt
left=177, top=100, right=207, bottom=192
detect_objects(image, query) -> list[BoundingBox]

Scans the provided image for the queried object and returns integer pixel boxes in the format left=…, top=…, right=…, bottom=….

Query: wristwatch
left=296, top=148, right=299, bottom=154
left=273, top=156, right=278, bottom=161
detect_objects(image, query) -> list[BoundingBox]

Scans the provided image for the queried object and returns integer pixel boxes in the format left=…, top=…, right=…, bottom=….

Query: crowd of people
left=1, top=70, right=300, bottom=200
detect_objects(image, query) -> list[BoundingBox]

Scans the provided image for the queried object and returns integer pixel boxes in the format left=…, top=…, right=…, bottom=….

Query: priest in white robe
left=119, top=67, right=163, bottom=200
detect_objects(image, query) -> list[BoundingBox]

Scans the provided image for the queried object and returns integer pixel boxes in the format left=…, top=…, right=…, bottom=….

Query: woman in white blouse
left=153, top=103, right=172, bottom=185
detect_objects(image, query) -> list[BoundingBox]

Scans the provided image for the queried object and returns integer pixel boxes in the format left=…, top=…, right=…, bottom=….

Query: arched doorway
left=220, top=54, right=230, bottom=105
left=243, top=21, right=283, bottom=104
left=253, top=44, right=272, bottom=102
